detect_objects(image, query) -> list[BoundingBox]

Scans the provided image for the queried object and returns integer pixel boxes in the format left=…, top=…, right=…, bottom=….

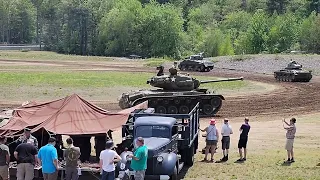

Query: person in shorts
left=0, top=136, right=10, bottom=180
left=237, top=117, right=250, bottom=162
left=283, top=118, right=296, bottom=163
left=201, top=119, right=219, bottom=162
left=219, top=118, right=233, bottom=162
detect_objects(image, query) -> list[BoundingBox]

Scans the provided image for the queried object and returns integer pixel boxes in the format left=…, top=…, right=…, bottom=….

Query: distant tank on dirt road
left=274, top=61, right=312, bottom=82
left=178, top=52, right=214, bottom=72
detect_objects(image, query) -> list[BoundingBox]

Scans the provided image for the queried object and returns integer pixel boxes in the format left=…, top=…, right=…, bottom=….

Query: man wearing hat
left=219, top=118, right=233, bottom=162
left=99, top=140, right=121, bottom=180
left=201, top=119, right=219, bottom=162
left=16, top=128, right=38, bottom=148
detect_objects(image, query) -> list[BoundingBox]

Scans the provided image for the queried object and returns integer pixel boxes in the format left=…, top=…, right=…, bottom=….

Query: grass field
left=0, top=50, right=114, bottom=61
left=0, top=71, right=254, bottom=103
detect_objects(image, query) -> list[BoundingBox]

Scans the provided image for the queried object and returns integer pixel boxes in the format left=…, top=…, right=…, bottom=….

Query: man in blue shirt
left=38, top=137, right=59, bottom=180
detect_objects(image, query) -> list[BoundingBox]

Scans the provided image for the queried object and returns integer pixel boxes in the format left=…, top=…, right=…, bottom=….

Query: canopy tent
left=0, top=94, right=147, bottom=136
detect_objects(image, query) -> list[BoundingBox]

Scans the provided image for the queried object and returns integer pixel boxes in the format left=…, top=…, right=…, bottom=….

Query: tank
left=178, top=52, right=214, bottom=72
left=274, top=61, right=312, bottom=82
left=118, top=68, right=243, bottom=117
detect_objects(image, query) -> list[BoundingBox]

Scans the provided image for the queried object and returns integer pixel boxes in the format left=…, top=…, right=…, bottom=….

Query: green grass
left=0, top=50, right=113, bottom=61
left=188, top=149, right=320, bottom=180
left=0, top=71, right=247, bottom=90
left=144, top=58, right=173, bottom=67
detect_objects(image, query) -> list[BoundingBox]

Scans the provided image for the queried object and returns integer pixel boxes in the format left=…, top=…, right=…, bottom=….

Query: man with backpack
left=64, top=138, right=81, bottom=180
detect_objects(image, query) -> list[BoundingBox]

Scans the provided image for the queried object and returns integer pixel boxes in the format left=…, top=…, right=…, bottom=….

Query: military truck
left=178, top=52, right=214, bottom=72
left=115, top=103, right=200, bottom=180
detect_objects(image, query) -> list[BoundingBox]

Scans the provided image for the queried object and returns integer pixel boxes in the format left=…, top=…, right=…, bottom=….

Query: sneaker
left=243, top=158, right=246, bottom=161
left=210, top=159, right=214, bottom=163
left=290, top=158, right=295, bottom=163
left=236, top=158, right=243, bottom=162
left=220, top=156, right=226, bottom=162
left=201, top=159, right=208, bottom=162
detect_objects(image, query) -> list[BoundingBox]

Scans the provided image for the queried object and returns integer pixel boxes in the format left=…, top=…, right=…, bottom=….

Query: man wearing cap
left=38, top=137, right=59, bottom=180
left=99, top=140, right=121, bottom=180
left=283, top=118, right=296, bottom=163
left=237, top=117, right=250, bottom=162
left=14, top=140, right=38, bottom=180
left=201, top=119, right=219, bottom=162
left=129, top=137, right=148, bottom=180
left=16, top=128, right=38, bottom=148
left=64, top=137, right=81, bottom=180
left=0, top=136, right=10, bottom=180
left=219, top=118, right=233, bottom=162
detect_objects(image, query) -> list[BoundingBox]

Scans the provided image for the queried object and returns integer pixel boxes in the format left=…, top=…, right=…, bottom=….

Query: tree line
left=0, top=0, right=320, bottom=58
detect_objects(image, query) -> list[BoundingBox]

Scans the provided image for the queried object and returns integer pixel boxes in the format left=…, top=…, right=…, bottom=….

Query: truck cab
left=116, top=103, right=200, bottom=180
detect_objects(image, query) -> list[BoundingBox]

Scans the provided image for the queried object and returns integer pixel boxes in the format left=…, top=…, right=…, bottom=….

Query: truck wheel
left=186, top=144, right=194, bottom=166
left=170, top=166, right=178, bottom=180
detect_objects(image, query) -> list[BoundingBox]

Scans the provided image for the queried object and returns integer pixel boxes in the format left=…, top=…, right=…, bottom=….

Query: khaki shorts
left=0, top=165, right=9, bottom=180
left=285, top=139, right=294, bottom=151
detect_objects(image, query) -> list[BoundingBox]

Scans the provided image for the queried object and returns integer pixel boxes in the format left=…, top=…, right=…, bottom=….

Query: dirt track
left=1, top=58, right=319, bottom=118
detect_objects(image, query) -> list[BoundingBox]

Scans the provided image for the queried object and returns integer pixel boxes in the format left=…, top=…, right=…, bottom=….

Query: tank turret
left=285, top=61, right=302, bottom=70
left=147, top=74, right=243, bottom=91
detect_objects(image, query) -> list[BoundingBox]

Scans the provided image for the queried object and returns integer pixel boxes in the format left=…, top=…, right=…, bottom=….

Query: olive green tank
left=118, top=67, right=243, bottom=117
left=274, top=61, right=312, bottom=82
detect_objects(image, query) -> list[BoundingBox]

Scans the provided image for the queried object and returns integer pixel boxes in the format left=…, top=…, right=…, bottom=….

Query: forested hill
left=0, top=0, right=319, bottom=58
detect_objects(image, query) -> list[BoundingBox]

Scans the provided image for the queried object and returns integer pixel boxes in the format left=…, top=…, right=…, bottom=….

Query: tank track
left=274, top=73, right=312, bottom=82
left=178, top=65, right=212, bottom=72
left=132, top=94, right=224, bottom=117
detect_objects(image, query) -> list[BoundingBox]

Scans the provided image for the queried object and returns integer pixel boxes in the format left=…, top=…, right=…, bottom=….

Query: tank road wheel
left=186, top=99, right=192, bottom=104
left=163, top=99, right=170, bottom=105
left=156, top=106, right=167, bottom=114
left=174, top=99, right=180, bottom=105
left=211, top=97, right=222, bottom=108
left=200, top=65, right=205, bottom=72
left=179, top=105, right=189, bottom=114
left=202, top=104, right=214, bottom=115
left=149, top=99, right=158, bottom=106
left=288, top=75, right=294, bottom=82
left=168, top=106, right=178, bottom=114
left=285, top=75, right=289, bottom=81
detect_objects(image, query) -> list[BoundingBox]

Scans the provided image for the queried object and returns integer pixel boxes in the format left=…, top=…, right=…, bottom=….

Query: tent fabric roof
left=0, top=94, right=147, bottom=135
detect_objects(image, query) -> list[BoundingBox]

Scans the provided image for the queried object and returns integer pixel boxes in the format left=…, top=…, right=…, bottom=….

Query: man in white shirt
left=220, top=118, right=233, bottom=162
left=99, top=140, right=122, bottom=180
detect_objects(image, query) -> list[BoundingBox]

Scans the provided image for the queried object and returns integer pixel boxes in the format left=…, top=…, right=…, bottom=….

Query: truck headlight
left=157, top=156, right=163, bottom=163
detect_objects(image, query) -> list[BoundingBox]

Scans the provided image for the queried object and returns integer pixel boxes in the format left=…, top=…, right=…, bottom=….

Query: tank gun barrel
left=200, top=77, right=243, bottom=84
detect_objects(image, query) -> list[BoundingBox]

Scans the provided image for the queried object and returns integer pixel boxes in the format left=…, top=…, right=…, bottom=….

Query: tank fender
left=217, top=95, right=225, bottom=100
left=155, top=152, right=177, bottom=175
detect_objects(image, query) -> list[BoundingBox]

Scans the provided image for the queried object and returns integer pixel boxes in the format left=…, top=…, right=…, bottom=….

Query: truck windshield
left=136, top=126, right=170, bottom=138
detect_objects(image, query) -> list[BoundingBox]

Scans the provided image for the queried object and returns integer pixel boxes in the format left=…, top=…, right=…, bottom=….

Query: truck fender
left=157, top=152, right=177, bottom=175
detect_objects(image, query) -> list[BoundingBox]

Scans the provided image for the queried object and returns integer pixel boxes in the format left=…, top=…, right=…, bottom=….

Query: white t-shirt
left=221, top=124, right=233, bottom=136
left=99, top=149, right=117, bottom=172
